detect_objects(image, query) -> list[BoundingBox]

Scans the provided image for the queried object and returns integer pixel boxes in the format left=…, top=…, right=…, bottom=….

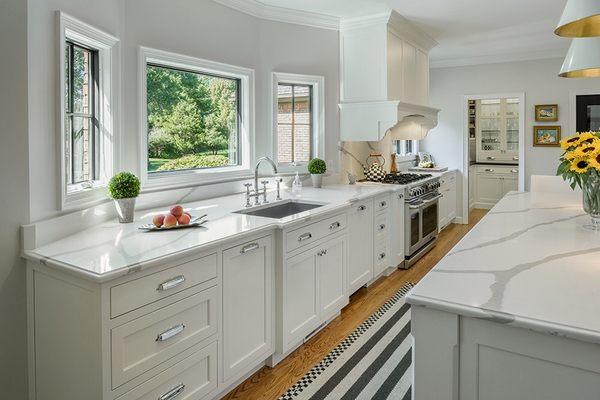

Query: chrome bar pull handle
left=358, top=205, right=367, bottom=211
left=378, top=252, right=386, bottom=260
left=156, top=324, right=185, bottom=342
left=240, top=242, right=260, bottom=254
left=378, top=224, right=386, bottom=231
left=298, top=232, right=312, bottom=242
left=484, top=168, right=494, bottom=172
left=379, top=201, right=387, bottom=207
left=158, top=383, right=186, bottom=400
left=329, top=221, right=341, bottom=230
left=157, top=275, right=186, bottom=292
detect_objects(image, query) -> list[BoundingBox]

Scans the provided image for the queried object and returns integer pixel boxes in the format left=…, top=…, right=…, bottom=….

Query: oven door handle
left=408, top=194, right=443, bottom=209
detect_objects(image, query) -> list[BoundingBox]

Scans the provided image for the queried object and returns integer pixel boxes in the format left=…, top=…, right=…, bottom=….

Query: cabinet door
left=438, top=189, right=448, bottom=230
left=284, top=249, right=319, bottom=349
left=222, top=235, right=273, bottom=383
left=447, top=182, right=457, bottom=221
left=317, top=236, right=348, bottom=322
left=347, top=200, right=374, bottom=294
left=476, top=174, right=503, bottom=207
left=502, top=176, right=518, bottom=196
left=390, top=192, right=405, bottom=267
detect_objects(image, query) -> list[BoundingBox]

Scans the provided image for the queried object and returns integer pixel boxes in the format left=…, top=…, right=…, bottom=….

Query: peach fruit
left=163, top=213, right=178, bottom=228
left=170, top=205, right=184, bottom=217
left=152, top=214, right=165, bottom=228
left=178, top=213, right=191, bottom=225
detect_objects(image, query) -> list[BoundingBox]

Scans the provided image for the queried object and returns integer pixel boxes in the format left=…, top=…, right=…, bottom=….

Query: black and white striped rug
left=279, top=283, right=414, bottom=400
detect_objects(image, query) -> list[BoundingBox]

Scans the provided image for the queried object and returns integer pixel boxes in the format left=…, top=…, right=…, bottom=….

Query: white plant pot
left=311, top=174, right=324, bottom=188
left=114, top=197, right=136, bottom=223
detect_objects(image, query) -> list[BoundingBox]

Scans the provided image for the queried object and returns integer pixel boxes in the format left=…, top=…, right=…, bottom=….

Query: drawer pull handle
left=485, top=168, right=494, bottom=172
left=298, top=232, right=312, bottom=242
left=157, top=275, right=186, bottom=292
left=240, top=242, right=260, bottom=254
left=511, top=169, right=518, bottom=173
left=398, top=194, right=404, bottom=199
left=487, top=156, right=496, bottom=160
left=158, top=383, right=186, bottom=400
left=329, top=221, right=341, bottom=230
left=378, top=224, right=386, bottom=231
left=378, top=252, right=386, bottom=260
left=156, top=324, right=185, bottom=342
left=379, top=201, right=387, bottom=207
left=318, top=249, right=328, bottom=256
left=358, top=205, right=367, bottom=211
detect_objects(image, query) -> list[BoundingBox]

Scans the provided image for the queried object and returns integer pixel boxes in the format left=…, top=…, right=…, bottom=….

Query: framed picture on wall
left=535, top=104, right=559, bottom=122
left=533, top=126, right=561, bottom=147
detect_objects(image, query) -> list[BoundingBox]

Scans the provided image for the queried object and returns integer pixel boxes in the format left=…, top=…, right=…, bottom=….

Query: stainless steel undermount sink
left=233, top=200, right=325, bottom=219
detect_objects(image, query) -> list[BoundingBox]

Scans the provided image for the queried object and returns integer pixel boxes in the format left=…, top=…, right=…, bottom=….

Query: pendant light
left=555, top=0, right=600, bottom=37
left=559, top=38, right=600, bottom=77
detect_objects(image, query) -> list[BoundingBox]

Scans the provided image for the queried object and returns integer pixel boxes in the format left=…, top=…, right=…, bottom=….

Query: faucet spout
left=254, top=157, right=278, bottom=193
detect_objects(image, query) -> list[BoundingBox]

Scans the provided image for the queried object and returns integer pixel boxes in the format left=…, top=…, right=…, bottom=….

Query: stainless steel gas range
left=382, top=172, right=441, bottom=268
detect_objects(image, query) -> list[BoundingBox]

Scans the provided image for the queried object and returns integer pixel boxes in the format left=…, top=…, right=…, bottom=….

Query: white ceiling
left=253, top=0, right=570, bottom=67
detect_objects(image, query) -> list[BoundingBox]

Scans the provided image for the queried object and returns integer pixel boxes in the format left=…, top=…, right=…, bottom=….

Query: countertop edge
left=406, top=292, right=600, bottom=345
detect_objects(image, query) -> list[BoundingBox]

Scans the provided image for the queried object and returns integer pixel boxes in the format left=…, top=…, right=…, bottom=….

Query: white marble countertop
left=24, top=184, right=398, bottom=282
left=407, top=190, right=600, bottom=344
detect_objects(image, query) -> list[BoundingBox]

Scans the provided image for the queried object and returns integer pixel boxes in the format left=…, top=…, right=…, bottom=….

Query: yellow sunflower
left=570, top=157, right=591, bottom=173
left=573, top=143, right=600, bottom=158
left=588, top=151, right=600, bottom=170
left=560, top=135, right=583, bottom=150
left=577, top=131, right=600, bottom=147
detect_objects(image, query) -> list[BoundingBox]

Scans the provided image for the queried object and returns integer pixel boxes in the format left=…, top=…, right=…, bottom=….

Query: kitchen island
left=407, top=190, right=600, bottom=400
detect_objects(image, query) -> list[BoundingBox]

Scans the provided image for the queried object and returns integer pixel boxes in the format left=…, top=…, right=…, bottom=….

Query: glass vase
left=582, top=170, right=600, bottom=231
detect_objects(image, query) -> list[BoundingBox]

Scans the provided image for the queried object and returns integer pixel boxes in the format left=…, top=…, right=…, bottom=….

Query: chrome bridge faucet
left=244, top=157, right=282, bottom=207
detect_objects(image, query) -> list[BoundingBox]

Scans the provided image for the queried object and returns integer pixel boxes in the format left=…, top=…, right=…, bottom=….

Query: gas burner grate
left=382, top=172, right=432, bottom=185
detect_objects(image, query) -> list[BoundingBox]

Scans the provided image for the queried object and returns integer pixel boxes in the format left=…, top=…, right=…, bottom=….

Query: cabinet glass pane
left=480, top=100, right=501, bottom=151
left=506, top=98, right=519, bottom=151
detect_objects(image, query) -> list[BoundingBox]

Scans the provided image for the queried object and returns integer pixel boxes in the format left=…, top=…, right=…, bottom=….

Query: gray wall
left=422, top=58, right=600, bottom=218
left=0, top=0, right=30, bottom=398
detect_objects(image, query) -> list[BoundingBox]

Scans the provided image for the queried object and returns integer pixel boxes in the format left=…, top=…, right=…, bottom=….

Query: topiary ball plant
left=108, top=172, right=141, bottom=199
left=308, top=158, right=327, bottom=175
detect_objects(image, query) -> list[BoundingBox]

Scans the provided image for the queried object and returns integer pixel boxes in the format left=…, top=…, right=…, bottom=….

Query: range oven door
left=405, top=195, right=441, bottom=256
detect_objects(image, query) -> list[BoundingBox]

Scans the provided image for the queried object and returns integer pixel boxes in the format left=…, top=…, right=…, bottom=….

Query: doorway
left=462, top=93, right=525, bottom=224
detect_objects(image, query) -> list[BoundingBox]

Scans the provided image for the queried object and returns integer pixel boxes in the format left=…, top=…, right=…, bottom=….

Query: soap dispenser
left=292, top=172, right=302, bottom=197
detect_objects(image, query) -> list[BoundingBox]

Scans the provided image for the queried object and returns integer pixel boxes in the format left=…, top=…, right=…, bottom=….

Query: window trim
left=58, top=11, right=119, bottom=211
left=139, top=46, right=255, bottom=190
left=272, top=72, right=324, bottom=172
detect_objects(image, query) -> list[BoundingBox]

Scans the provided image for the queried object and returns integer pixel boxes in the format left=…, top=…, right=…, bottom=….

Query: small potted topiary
left=308, top=158, right=327, bottom=188
left=108, top=172, right=141, bottom=223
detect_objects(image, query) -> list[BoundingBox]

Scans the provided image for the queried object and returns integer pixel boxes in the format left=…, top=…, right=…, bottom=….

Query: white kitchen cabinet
left=318, top=236, right=348, bottom=322
left=475, top=98, right=520, bottom=164
left=222, top=235, right=274, bottom=384
left=390, top=191, right=405, bottom=268
left=438, top=171, right=457, bottom=231
left=373, top=193, right=392, bottom=279
left=347, top=199, right=374, bottom=294
left=281, top=233, right=348, bottom=354
left=474, top=165, right=519, bottom=209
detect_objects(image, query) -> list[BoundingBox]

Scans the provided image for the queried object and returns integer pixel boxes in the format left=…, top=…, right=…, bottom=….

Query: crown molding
left=212, top=0, right=340, bottom=30
left=430, top=49, right=566, bottom=69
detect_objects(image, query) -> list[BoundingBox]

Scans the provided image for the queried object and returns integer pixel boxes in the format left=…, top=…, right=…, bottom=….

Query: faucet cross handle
left=243, top=183, right=253, bottom=208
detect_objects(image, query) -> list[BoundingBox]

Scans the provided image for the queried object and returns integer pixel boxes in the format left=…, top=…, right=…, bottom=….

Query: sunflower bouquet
left=557, top=131, right=600, bottom=230
left=556, top=131, right=600, bottom=189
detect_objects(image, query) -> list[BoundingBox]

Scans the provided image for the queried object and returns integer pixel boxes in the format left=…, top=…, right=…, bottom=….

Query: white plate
left=138, top=214, right=208, bottom=231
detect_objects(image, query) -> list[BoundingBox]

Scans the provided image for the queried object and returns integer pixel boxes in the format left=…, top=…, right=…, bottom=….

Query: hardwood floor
left=222, top=209, right=488, bottom=400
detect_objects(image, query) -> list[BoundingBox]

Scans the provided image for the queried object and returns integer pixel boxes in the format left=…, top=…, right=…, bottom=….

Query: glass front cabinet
left=476, top=98, right=519, bottom=164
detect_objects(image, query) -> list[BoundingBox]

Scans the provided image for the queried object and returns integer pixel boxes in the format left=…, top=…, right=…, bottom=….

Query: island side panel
left=411, top=305, right=459, bottom=400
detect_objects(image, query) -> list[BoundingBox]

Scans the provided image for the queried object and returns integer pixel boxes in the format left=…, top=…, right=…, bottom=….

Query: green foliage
left=157, top=155, right=230, bottom=171
left=108, top=172, right=141, bottom=199
left=146, top=65, right=237, bottom=162
left=148, top=129, right=179, bottom=159
left=308, top=158, right=327, bottom=174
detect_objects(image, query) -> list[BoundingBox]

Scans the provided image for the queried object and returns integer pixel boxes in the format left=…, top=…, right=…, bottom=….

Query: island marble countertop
left=406, top=190, right=600, bottom=344
left=23, top=184, right=399, bottom=282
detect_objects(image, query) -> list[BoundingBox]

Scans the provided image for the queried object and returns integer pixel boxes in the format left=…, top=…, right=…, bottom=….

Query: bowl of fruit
left=139, top=205, right=208, bottom=231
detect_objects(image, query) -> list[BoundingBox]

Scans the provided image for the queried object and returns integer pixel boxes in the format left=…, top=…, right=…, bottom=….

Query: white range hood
left=339, top=11, right=440, bottom=142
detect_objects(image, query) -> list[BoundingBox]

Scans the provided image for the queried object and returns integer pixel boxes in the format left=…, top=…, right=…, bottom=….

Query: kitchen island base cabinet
left=412, top=305, right=600, bottom=400
left=347, top=199, right=374, bottom=294
left=221, top=235, right=274, bottom=386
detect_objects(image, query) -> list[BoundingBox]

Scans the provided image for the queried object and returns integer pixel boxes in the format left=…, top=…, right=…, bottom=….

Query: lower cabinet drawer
left=111, top=286, right=218, bottom=388
left=285, top=213, right=347, bottom=253
left=116, top=341, right=217, bottom=400
left=374, top=242, right=389, bottom=276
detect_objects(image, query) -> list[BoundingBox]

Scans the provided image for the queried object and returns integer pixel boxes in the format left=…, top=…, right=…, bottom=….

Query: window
left=64, top=41, right=99, bottom=187
left=59, top=12, right=118, bottom=210
left=396, top=140, right=418, bottom=157
left=276, top=83, right=313, bottom=164
left=146, top=65, right=241, bottom=174
left=272, top=72, right=324, bottom=169
left=140, top=47, right=254, bottom=188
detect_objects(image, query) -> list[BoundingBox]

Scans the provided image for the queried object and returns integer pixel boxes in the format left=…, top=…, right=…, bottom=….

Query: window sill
left=142, top=166, right=254, bottom=192
left=62, top=184, right=110, bottom=211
